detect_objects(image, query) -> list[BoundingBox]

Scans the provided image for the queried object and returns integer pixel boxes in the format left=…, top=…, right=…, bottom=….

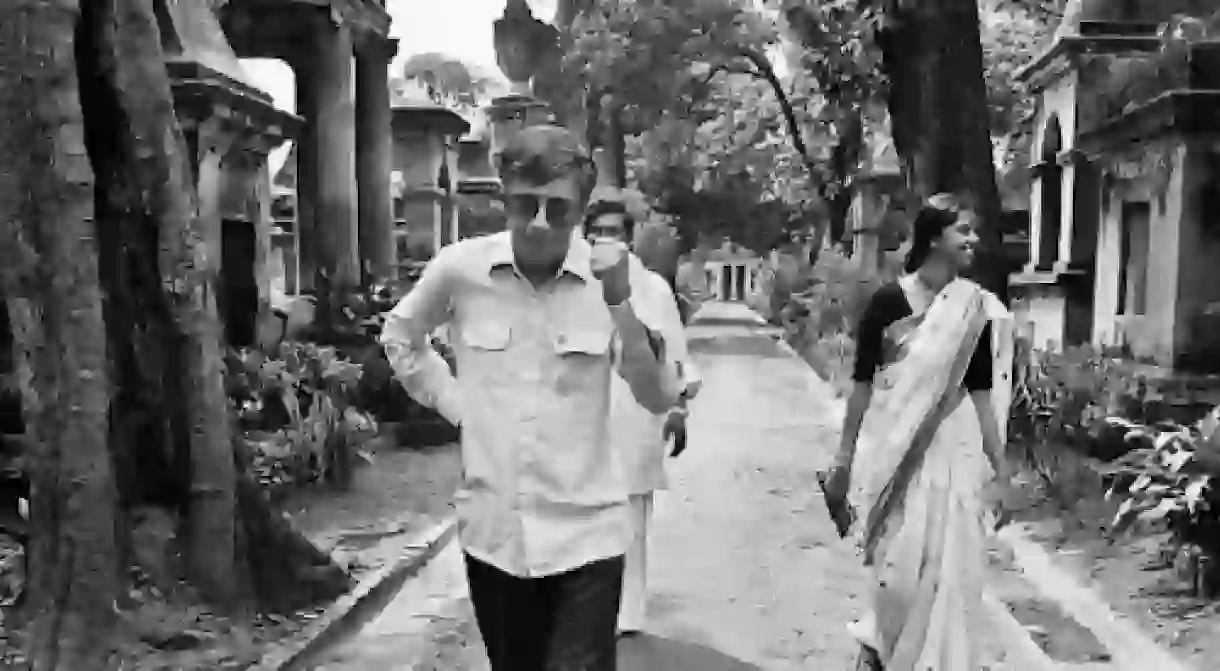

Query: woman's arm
left=836, top=382, right=873, bottom=474
left=963, top=321, right=1010, bottom=479
left=833, top=286, right=895, bottom=477
left=970, top=390, right=1010, bottom=479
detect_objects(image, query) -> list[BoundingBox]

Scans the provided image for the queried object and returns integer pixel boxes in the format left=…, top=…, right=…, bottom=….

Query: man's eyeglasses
left=505, top=194, right=575, bottom=227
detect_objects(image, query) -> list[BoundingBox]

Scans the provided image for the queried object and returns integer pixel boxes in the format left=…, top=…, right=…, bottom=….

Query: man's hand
left=590, top=238, right=632, bottom=306
left=663, top=408, right=687, bottom=457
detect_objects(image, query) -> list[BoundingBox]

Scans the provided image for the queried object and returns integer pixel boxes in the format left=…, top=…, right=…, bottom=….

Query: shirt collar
left=486, top=232, right=593, bottom=282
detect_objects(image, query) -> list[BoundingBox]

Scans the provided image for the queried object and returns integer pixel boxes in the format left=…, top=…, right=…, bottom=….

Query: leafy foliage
left=227, top=344, right=376, bottom=495
left=565, top=0, right=838, bottom=249
left=1105, top=406, right=1220, bottom=594
left=1007, top=344, right=1153, bottom=491
left=568, top=0, right=779, bottom=132
left=761, top=248, right=893, bottom=391
left=399, top=52, right=495, bottom=106
left=563, top=0, right=1052, bottom=254
left=980, top=3, right=1049, bottom=136
left=1009, top=345, right=1151, bottom=453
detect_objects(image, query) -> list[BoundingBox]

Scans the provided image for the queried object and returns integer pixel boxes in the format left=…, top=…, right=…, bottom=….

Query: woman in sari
left=822, top=198, right=1015, bottom=670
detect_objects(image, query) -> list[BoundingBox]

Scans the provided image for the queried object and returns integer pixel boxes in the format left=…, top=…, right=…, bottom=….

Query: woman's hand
left=983, top=469, right=1014, bottom=531
left=662, top=408, right=688, bottom=457
left=818, top=462, right=856, bottom=538
left=822, top=459, right=852, bottom=505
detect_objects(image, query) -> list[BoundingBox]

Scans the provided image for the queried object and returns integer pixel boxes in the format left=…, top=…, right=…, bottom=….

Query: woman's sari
left=847, top=279, right=1013, bottom=671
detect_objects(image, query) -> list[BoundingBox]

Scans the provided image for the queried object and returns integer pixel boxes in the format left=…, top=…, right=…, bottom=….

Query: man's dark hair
left=496, top=125, right=597, bottom=201
left=582, top=199, right=636, bottom=242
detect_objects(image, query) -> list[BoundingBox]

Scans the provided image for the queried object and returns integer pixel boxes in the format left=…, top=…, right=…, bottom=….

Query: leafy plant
left=227, top=343, right=377, bottom=495
left=768, top=249, right=883, bottom=392
left=1105, top=406, right=1220, bottom=596
left=1008, top=344, right=1152, bottom=486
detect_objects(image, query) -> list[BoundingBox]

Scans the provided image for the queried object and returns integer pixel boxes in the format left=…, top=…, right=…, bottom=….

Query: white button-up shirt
left=612, top=256, right=699, bottom=494
left=379, top=232, right=679, bottom=577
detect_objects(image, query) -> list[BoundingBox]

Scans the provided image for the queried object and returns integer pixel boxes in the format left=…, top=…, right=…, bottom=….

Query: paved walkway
left=308, top=301, right=1191, bottom=671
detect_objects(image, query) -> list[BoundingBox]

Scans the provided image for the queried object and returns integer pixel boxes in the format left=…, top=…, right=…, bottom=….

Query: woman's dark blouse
left=851, top=282, right=993, bottom=391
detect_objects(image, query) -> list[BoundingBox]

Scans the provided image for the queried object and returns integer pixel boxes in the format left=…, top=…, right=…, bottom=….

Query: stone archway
left=1037, top=115, right=1064, bottom=270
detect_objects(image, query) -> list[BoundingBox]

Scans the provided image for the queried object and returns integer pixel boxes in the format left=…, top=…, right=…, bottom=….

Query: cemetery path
left=306, top=303, right=1182, bottom=671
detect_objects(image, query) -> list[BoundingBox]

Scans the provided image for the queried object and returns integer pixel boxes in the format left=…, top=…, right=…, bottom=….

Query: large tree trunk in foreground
left=880, top=0, right=1008, bottom=301
left=0, top=1, right=122, bottom=668
left=74, top=0, right=350, bottom=613
left=80, top=0, right=240, bottom=607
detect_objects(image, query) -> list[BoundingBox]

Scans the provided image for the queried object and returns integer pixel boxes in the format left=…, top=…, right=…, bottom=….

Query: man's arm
left=654, top=274, right=700, bottom=401
left=609, top=267, right=680, bottom=415
left=378, top=249, right=463, bottom=426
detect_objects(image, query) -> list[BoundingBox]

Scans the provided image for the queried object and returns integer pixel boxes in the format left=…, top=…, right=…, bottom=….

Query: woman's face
left=932, top=211, right=979, bottom=270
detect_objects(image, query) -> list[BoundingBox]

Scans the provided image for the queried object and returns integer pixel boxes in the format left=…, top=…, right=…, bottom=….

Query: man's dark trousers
left=465, top=553, right=624, bottom=671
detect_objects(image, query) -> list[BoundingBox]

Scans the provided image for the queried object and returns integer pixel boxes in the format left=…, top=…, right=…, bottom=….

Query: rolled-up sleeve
left=610, top=283, right=677, bottom=414
left=379, top=248, right=463, bottom=426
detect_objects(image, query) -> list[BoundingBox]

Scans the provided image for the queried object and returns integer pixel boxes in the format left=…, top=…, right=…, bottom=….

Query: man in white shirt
left=583, top=199, right=701, bottom=636
left=674, top=246, right=711, bottom=325
left=379, top=125, right=679, bottom=671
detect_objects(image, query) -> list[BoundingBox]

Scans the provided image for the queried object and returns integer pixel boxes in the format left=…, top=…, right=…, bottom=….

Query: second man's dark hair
left=583, top=199, right=636, bottom=243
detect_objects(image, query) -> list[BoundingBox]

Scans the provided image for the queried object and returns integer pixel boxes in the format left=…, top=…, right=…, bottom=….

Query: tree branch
left=735, top=47, right=818, bottom=187
left=734, top=46, right=839, bottom=260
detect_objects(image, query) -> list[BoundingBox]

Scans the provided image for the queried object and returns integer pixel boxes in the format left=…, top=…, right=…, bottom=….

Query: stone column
left=432, top=199, right=444, bottom=256
left=310, top=13, right=359, bottom=288
left=1057, top=156, right=1077, bottom=270
left=294, top=71, right=318, bottom=292
left=195, top=118, right=237, bottom=267
left=356, top=37, right=397, bottom=283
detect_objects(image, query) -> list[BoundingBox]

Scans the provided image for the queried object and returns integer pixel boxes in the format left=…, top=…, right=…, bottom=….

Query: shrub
left=779, top=250, right=884, bottom=393
left=1007, top=344, right=1152, bottom=496
left=276, top=272, right=458, bottom=442
left=1105, top=406, right=1220, bottom=596
left=226, top=342, right=377, bottom=496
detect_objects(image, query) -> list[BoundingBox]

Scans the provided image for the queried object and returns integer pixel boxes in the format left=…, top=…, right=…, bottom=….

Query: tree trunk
left=231, top=435, right=353, bottom=613
left=879, top=0, right=1008, bottom=301
left=0, top=1, right=122, bottom=668
left=603, top=100, right=627, bottom=189
left=82, top=0, right=239, bottom=607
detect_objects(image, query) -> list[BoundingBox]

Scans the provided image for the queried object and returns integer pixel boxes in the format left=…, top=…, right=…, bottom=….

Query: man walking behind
left=379, top=125, right=679, bottom=671
left=583, top=199, right=701, bottom=636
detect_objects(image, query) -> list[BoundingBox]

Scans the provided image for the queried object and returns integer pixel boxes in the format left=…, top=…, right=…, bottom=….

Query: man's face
left=504, top=173, right=583, bottom=270
left=585, top=212, right=629, bottom=245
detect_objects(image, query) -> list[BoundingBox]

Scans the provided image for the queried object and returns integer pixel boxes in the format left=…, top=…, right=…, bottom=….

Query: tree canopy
left=399, top=52, right=496, bottom=105
left=559, top=0, right=1055, bottom=257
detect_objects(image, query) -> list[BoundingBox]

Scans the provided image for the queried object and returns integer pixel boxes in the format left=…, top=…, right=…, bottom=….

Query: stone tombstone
left=489, top=0, right=559, bottom=161
left=493, top=0, right=560, bottom=97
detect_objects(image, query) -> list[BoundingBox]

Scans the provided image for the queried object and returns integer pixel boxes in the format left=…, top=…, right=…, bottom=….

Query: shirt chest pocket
left=462, top=322, right=511, bottom=350
left=553, top=328, right=613, bottom=395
